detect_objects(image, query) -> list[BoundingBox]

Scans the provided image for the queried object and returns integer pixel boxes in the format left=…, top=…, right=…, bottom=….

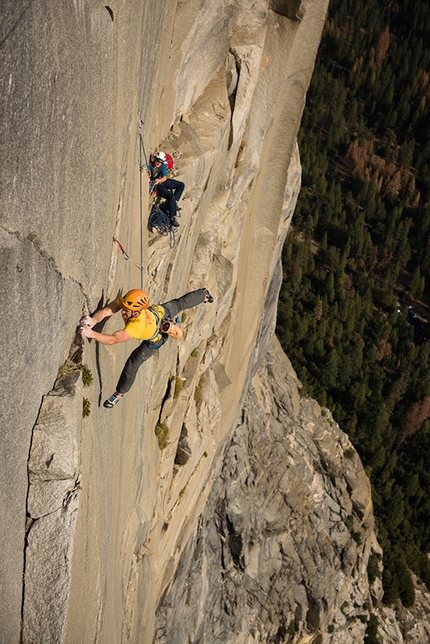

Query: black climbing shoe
left=103, top=393, right=123, bottom=409
left=204, top=289, right=214, bottom=303
left=171, top=218, right=180, bottom=227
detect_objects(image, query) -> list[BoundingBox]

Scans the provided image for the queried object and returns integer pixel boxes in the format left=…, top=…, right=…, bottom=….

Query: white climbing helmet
left=155, top=151, right=166, bottom=162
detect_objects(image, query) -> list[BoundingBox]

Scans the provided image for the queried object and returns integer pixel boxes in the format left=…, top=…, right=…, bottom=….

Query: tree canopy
left=277, top=0, right=430, bottom=610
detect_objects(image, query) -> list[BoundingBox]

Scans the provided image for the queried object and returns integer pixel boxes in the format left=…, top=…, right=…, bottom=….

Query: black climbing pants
left=116, top=288, right=207, bottom=394
left=156, top=178, right=184, bottom=220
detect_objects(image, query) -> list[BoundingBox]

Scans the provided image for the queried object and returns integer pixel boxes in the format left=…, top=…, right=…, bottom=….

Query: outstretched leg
left=115, top=342, right=156, bottom=394
left=104, top=342, right=160, bottom=407
left=162, top=288, right=213, bottom=319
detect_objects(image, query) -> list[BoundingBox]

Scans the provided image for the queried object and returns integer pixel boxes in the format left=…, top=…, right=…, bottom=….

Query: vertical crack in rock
left=174, top=424, right=192, bottom=466
left=226, top=49, right=241, bottom=150
left=225, top=513, right=244, bottom=570
left=20, top=392, right=46, bottom=642
left=21, top=342, right=83, bottom=644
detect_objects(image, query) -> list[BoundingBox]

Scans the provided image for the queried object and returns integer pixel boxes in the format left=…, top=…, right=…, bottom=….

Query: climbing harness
left=145, top=305, right=182, bottom=348
left=113, top=238, right=145, bottom=271
left=145, top=304, right=165, bottom=344
left=146, top=305, right=169, bottom=349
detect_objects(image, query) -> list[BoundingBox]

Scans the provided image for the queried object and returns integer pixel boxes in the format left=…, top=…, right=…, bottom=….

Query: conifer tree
left=277, top=0, right=430, bottom=606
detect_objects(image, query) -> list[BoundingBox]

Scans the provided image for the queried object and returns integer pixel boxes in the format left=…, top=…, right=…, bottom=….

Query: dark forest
left=277, top=0, right=430, bottom=611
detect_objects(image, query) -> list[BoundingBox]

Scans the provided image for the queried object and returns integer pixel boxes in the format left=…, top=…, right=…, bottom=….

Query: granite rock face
left=21, top=366, right=82, bottom=644
left=4, top=1, right=429, bottom=643
left=0, top=1, right=371, bottom=642
left=155, top=338, right=381, bottom=644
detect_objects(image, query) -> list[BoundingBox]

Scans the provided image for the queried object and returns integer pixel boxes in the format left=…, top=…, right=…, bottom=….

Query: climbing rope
left=138, top=111, right=150, bottom=175
left=148, top=204, right=177, bottom=249
left=113, top=238, right=145, bottom=271
left=138, top=110, right=178, bottom=250
left=138, top=113, right=149, bottom=288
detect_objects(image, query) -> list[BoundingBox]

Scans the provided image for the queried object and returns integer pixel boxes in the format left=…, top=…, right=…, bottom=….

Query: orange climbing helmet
left=119, top=289, right=149, bottom=311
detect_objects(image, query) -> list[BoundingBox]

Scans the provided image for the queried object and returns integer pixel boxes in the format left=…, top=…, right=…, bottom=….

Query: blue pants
left=156, top=179, right=184, bottom=220
left=116, top=289, right=207, bottom=394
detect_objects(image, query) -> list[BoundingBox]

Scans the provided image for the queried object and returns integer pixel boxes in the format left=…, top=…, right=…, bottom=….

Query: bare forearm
left=90, top=330, right=119, bottom=345
left=92, top=303, right=119, bottom=323
left=79, top=325, right=130, bottom=344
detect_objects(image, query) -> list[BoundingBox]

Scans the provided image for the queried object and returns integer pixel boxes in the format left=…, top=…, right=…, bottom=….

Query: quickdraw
left=113, top=238, right=145, bottom=271
left=138, top=111, right=150, bottom=176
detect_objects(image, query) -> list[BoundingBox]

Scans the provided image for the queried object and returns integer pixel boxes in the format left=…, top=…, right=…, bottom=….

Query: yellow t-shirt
left=117, top=304, right=165, bottom=341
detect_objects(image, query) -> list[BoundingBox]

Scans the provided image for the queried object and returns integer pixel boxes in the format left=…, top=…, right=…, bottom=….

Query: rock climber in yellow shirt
left=79, top=287, right=213, bottom=408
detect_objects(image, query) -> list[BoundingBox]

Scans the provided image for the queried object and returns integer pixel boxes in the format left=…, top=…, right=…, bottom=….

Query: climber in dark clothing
left=79, top=287, right=213, bottom=408
left=148, top=151, right=184, bottom=226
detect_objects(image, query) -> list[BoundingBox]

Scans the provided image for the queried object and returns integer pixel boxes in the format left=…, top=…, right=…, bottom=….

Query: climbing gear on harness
left=113, top=238, right=145, bottom=271
left=160, top=318, right=183, bottom=339
left=148, top=304, right=165, bottom=329
left=146, top=305, right=166, bottom=346
left=119, top=289, right=149, bottom=311
left=103, top=392, right=123, bottom=409
left=148, top=204, right=178, bottom=249
left=145, top=305, right=183, bottom=346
